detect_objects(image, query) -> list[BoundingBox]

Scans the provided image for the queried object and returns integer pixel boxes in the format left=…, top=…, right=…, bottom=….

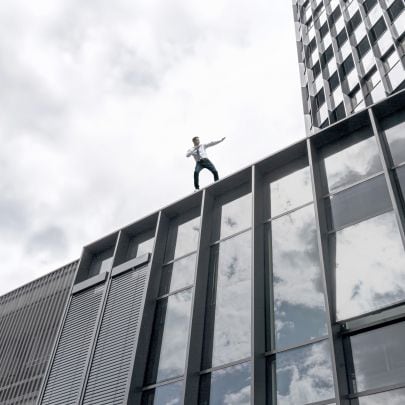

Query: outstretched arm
left=205, top=137, right=226, bottom=148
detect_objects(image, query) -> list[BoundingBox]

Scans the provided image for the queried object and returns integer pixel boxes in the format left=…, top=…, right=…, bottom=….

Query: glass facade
left=144, top=209, right=200, bottom=400
left=293, top=0, right=405, bottom=133
left=201, top=188, right=252, bottom=399
left=320, top=123, right=405, bottom=322
left=266, top=161, right=335, bottom=405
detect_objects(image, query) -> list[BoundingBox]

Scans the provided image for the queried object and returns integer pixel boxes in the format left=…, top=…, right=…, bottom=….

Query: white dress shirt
left=186, top=139, right=224, bottom=162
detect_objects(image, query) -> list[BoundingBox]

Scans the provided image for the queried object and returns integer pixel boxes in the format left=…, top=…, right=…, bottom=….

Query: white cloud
left=0, top=1, right=304, bottom=295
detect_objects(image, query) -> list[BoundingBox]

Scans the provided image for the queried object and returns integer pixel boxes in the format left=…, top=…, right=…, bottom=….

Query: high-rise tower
left=293, top=0, right=405, bottom=133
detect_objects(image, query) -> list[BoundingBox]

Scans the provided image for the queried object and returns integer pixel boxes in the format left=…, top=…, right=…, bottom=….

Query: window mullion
left=369, top=107, right=405, bottom=247
left=307, top=137, right=348, bottom=405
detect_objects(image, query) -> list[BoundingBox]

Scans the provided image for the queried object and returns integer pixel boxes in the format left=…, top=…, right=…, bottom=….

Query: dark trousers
left=194, top=158, right=219, bottom=189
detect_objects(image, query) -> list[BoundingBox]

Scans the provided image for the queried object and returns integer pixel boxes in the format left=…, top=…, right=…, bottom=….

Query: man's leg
left=194, top=162, right=202, bottom=189
left=202, top=159, right=219, bottom=181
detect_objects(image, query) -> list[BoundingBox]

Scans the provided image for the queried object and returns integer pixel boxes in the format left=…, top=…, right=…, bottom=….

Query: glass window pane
left=340, top=40, right=352, bottom=61
left=350, top=86, right=363, bottom=110
left=211, top=231, right=251, bottom=367
left=365, top=67, right=380, bottom=92
left=89, top=247, right=114, bottom=277
left=382, top=47, right=400, bottom=72
left=375, top=30, right=392, bottom=55
left=142, top=381, right=183, bottom=405
left=358, top=387, right=405, bottom=404
left=199, top=362, right=251, bottom=405
left=160, top=254, right=196, bottom=295
left=165, top=215, right=201, bottom=261
left=137, top=237, right=155, bottom=257
left=276, top=340, right=335, bottom=405
left=327, top=175, right=392, bottom=230
left=271, top=204, right=328, bottom=349
left=370, top=80, right=386, bottom=104
left=99, top=256, right=113, bottom=273
left=387, top=61, right=404, bottom=91
left=393, top=10, right=405, bottom=35
left=270, top=166, right=313, bottom=217
left=334, top=211, right=405, bottom=320
left=322, top=129, right=383, bottom=192
left=381, top=109, right=405, bottom=166
left=127, top=231, right=155, bottom=260
left=219, top=193, right=252, bottom=240
left=388, top=0, right=404, bottom=22
left=350, top=323, right=405, bottom=392
left=361, top=49, right=375, bottom=74
left=354, top=99, right=365, bottom=113
left=146, top=290, right=193, bottom=383
left=174, top=216, right=200, bottom=259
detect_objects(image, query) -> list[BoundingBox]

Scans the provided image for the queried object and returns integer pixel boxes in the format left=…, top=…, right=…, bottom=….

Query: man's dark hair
left=192, top=136, right=199, bottom=142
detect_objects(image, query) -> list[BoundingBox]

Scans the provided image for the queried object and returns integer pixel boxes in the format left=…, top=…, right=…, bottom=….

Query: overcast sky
left=0, top=0, right=305, bottom=296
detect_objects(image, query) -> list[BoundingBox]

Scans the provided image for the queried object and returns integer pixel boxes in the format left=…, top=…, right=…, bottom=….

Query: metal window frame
left=193, top=187, right=254, bottom=403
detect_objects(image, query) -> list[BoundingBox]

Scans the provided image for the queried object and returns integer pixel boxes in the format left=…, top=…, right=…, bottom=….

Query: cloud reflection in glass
left=219, top=194, right=252, bottom=240
left=172, top=216, right=201, bottom=260
left=270, top=166, right=313, bottom=217
left=334, top=211, right=405, bottom=320
left=323, top=133, right=382, bottom=192
left=276, top=340, right=335, bottom=405
left=210, top=362, right=251, bottom=405
left=271, top=204, right=328, bottom=349
left=154, top=289, right=193, bottom=382
left=212, top=231, right=251, bottom=367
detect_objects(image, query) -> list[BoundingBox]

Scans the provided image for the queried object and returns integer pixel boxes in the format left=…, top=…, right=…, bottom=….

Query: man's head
left=192, top=136, right=200, bottom=146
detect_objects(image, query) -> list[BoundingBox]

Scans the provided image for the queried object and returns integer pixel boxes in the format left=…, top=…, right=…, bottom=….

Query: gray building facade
left=293, top=0, right=405, bottom=134
left=0, top=90, right=396, bottom=404
left=0, top=262, right=77, bottom=404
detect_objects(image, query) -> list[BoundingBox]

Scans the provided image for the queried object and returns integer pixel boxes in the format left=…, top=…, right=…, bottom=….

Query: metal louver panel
left=41, top=286, right=103, bottom=405
left=0, top=262, right=76, bottom=405
left=82, top=267, right=148, bottom=405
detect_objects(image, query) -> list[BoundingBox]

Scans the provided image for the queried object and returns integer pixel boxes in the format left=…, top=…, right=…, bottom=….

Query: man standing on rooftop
left=186, top=136, right=226, bottom=191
